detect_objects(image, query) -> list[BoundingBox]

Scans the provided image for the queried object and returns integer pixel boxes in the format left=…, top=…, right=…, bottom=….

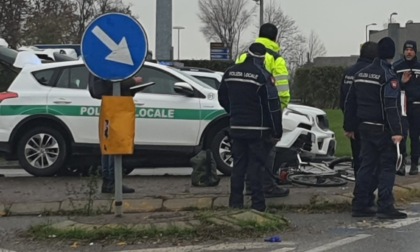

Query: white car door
left=133, top=66, right=201, bottom=146
left=46, top=65, right=100, bottom=144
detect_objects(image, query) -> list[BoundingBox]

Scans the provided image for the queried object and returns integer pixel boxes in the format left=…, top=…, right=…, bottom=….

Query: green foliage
left=294, top=66, right=346, bottom=109
left=325, top=109, right=351, bottom=157
left=179, top=60, right=234, bottom=72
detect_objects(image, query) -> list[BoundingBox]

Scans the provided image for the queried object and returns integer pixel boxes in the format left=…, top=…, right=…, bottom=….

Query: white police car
left=180, top=67, right=337, bottom=160
left=0, top=46, right=235, bottom=176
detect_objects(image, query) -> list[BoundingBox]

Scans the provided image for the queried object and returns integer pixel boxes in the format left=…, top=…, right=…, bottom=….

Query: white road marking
left=302, top=234, right=371, bottom=252
left=381, top=216, right=420, bottom=229
left=117, top=241, right=296, bottom=252
left=270, top=247, right=297, bottom=252
left=0, top=248, right=17, bottom=252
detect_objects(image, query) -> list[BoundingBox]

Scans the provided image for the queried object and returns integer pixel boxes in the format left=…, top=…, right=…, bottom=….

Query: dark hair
left=258, top=23, right=278, bottom=41
left=360, top=41, right=378, bottom=60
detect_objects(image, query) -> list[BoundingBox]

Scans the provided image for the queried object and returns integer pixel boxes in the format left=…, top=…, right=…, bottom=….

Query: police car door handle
left=53, top=98, right=72, bottom=104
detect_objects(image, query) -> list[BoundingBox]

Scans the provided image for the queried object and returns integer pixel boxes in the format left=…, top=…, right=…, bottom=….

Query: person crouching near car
left=344, top=37, right=407, bottom=219
left=218, top=43, right=283, bottom=212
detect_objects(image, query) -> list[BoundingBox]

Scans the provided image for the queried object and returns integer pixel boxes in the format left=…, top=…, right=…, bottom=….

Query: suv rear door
left=46, top=65, right=100, bottom=144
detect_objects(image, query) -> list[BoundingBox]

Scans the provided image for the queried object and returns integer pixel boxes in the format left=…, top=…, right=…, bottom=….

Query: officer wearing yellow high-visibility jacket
left=236, top=23, right=290, bottom=109
left=238, top=23, right=290, bottom=198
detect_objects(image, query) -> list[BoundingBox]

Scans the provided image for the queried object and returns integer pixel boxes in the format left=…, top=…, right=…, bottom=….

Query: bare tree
left=263, top=0, right=306, bottom=69
left=70, top=0, right=132, bottom=43
left=22, top=0, right=77, bottom=45
left=307, top=30, right=326, bottom=62
left=198, top=0, right=256, bottom=59
left=0, top=0, right=29, bottom=48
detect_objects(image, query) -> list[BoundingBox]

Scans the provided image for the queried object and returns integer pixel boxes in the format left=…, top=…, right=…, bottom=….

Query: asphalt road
left=1, top=204, right=420, bottom=251
left=2, top=167, right=420, bottom=251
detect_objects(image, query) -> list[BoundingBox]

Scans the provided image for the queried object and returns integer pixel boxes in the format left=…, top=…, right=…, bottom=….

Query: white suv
left=0, top=47, right=235, bottom=176
left=180, top=66, right=337, bottom=160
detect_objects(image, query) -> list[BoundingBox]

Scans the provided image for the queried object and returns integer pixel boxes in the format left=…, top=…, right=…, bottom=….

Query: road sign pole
left=81, top=13, right=149, bottom=218
left=112, top=82, right=123, bottom=217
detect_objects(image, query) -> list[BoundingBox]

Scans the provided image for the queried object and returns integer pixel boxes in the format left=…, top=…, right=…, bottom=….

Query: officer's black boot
left=409, top=162, right=418, bottom=175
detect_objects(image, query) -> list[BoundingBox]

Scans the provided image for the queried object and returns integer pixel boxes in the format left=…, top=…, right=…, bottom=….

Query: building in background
left=310, top=22, right=420, bottom=68
left=369, top=21, right=420, bottom=60
left=155, top=0, right=173, bottom=60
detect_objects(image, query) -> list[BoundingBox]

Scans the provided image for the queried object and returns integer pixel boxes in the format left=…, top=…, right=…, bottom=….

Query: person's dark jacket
left=218, top=57, right=282, bottom=140
left=393, top=56, right=420, bottom=103
left=339, top=57, right=373, bottom=112
left=344, top=58, right=403, bottom=136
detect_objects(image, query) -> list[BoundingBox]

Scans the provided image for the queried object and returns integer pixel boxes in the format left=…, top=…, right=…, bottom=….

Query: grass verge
left=27, top=210, right=289, bottom=245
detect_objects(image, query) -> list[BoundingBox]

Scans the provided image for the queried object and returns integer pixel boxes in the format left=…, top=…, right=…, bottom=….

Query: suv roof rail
left=178, top=66, right=214, bottom=73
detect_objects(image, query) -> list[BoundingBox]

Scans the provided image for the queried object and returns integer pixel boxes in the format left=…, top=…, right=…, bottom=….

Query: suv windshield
left=170, top=67, right=214, bottom=89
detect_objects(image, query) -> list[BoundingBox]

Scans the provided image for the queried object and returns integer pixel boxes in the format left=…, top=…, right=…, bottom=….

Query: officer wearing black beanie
left=344, top=37, right=407, bottom=219
left=394, top=40, right=420, bottom=175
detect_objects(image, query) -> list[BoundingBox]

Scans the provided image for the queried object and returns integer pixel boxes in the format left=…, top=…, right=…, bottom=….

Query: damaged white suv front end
left=285, top=104, right=336, bottom=159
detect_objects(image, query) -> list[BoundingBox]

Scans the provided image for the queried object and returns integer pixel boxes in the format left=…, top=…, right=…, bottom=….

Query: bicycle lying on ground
left=273, top=140, right=355, bottom=187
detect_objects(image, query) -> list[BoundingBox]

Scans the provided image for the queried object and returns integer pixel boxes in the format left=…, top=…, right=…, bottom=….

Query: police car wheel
left=17, top=126, right=68, bottom=177
left=210, top=128, right=232, bottom=176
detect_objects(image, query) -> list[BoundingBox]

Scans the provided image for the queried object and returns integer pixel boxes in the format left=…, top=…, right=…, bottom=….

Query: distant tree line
left=0, top=0, right=133, bottom=49
left=198, top=0, right=327, bottom=72
left=293, top=66, right=346, bottom=109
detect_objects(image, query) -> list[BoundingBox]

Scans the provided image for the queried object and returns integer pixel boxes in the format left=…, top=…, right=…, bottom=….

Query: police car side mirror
left=174, top=82, right=194, bottom=97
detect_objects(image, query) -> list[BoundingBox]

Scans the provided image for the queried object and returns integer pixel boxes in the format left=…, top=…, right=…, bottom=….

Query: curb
left=1, top=182, right=420, bottom=217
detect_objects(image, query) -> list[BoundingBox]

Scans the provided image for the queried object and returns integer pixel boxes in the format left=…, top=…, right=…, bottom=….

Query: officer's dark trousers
left=230, top=137, right=270, bottom=212
left=350, top=131, right=361, bottom=176
left=353, top=130, right=396, bottom=211
left=400, top=116, right=409, bottom=157
left=245, top=143, right=277, bottom=192
left=408, top=104, right=420, bottom=165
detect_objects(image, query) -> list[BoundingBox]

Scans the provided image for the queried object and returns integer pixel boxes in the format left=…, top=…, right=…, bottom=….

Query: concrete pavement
left=0, top=169, right=419, bottom=216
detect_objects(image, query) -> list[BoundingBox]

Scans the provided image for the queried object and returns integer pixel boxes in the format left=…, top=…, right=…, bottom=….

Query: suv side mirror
left=174, top=82, right=194, bottom=97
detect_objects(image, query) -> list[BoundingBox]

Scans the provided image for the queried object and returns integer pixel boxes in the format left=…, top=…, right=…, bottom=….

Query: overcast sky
left=125, top=0, right=420, bottom=59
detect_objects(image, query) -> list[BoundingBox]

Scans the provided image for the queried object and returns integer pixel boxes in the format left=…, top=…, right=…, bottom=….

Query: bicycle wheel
left=328, top=157, right=355, bottom=181
left=299, top=162, right=337, bottom=176
left=288, top=174, right=347, bottom=187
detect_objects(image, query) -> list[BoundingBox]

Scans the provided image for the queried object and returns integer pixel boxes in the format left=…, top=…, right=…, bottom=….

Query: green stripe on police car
left=1, top=105, right=226, bottom=120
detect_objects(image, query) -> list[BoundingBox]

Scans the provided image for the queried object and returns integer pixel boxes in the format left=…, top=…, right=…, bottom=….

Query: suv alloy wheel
left=17, top=126, right=68, bottom=176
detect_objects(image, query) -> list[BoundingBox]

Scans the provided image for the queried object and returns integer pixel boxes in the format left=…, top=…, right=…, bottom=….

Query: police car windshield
left=170, top=67, right=215, bottom=90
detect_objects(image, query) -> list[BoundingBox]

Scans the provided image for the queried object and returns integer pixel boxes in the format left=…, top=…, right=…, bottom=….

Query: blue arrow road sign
left=81, top=13, right=148, bottom=81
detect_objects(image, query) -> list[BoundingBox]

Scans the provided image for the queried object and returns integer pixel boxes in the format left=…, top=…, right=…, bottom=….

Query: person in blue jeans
left=89, top=75, right=142, bottom=194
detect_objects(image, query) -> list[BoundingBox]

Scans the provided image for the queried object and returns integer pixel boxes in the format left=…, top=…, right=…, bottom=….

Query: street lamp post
left=389, top=12, right=398, bottom=24
left=172, top=26, right=185, bottom=60
left=365, top=23, right=377, bottom=42
left=253, top=0, right=264, bottom=27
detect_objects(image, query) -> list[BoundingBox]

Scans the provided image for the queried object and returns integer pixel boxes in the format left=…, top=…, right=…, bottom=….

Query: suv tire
left=17, top=126, right=67, bottom=176
left=210, top=127, right=232, bottom=175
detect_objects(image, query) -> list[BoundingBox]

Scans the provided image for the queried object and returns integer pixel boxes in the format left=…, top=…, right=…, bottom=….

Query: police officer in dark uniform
left=393, top=40, right=420, bottom=175
left=340, top=41, right=378, bottom=176
left=344, top=37, right=407, bottom=219
left=218, top=43, right=283, bottom=212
